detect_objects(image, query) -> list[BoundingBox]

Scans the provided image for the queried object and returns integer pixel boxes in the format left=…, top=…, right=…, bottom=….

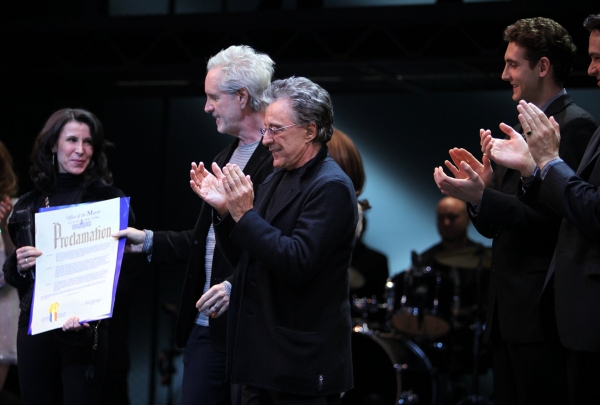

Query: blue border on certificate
left=28, top=197, right=130, bottom=334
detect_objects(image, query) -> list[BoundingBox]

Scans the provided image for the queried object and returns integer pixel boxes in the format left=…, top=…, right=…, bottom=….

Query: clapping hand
left=222, top=164, right=254, bottom=222
left=516, top=101, right=560, bottom=170
left=446, top=144, right=493, bottom=187
left=482, top=121, right=536, bottom=177
left=190, top=162, right=228, bottom=215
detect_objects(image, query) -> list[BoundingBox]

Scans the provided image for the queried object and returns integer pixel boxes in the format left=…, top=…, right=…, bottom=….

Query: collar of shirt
left=539, top=88, right=567, bottom=112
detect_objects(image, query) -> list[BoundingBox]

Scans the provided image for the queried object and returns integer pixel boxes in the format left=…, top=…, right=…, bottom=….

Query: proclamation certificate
left=29, top=197, right=129, bottom=335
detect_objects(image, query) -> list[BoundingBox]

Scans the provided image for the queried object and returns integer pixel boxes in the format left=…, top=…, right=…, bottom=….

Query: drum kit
left=343, top=246, right=493, bottom=405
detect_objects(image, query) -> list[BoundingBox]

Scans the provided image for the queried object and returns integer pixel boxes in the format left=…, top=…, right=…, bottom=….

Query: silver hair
left=207, top=45, right=275, bottom=112
left=263, top=76, right=334, bottom=145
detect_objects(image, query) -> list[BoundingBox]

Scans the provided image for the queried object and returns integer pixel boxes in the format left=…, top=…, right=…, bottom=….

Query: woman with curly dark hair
left=3, top=108, right=132, bottom=405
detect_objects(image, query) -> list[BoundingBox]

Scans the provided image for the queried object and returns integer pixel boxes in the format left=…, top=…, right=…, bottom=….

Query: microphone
left=13, top=209, right=33, bottom=248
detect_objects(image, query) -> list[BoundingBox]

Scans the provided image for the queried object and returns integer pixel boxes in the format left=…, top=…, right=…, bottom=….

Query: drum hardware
left=385, top=247, right=493, bottom=403
left=399, top=391, right=420, bottom=404
left=385, top=277, right=395, bottom=314
left=434, top=246, right=492, bottom=270
left=352, top=322, right=371, bottom=334
left=389, top=261, right=454, bottom=338
left=454, top=245, right=493, bottom=405
left=342, top=332, right=436, bottom=405
left=351, top=295, right=388, bottom=332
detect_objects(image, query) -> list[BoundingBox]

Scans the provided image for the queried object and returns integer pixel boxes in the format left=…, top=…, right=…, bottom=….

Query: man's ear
left=237, top=88, right=249, bottom=109
left=305, top=122, right=317, bottom=143
left=539, top=56, right=551, bottom=78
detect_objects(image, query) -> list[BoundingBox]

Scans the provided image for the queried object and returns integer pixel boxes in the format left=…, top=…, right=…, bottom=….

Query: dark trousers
left=490, top=310, right=568, bottom=405
left=182, top=324, right=232, bottom=405
left=242, top=385, right=341, bottom=405
left=17, top=325, right=108, bottom=405
left=566, top=349, right=600, bottom=405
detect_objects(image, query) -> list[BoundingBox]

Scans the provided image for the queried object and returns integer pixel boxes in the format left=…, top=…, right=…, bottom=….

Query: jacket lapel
left=255, top=170, right=284, bottom=218
left=254, top=145, right=328, bottom=223
left=264, top=174, right=302, bottom=224
left=544, top=94, right=571, bottom=118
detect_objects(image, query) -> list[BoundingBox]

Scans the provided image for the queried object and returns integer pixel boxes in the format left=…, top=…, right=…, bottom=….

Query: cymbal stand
left=457, top=246, right=492, bottom=405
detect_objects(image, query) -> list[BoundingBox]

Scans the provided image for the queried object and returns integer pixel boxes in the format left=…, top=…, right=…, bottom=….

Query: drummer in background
left=418, top=196, right=488, bottom=320
left=328, top=128, right=389, bottom=303
left=413, top=196, right=490, bottom=404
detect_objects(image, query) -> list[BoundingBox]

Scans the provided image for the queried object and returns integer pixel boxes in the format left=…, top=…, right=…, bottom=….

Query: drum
left=351, top=296, right=389, bottom=332
left=389, top=267, right=456, bottom=338
left=342, top=332, right=435, bottom=405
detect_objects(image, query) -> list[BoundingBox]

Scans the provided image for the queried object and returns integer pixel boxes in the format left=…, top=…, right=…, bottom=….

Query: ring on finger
left=25, top=258, right=29, bottom=264
left=526, top=130, right=532, bottom=136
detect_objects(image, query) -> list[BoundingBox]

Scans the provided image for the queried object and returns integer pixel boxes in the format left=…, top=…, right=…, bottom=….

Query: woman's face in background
left=53, top=121, right=93, bottom=175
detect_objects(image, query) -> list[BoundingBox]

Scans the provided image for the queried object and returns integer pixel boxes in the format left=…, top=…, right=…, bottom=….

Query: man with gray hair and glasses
left=191, top=76, right=357, bottom=404
left=115, top=45, right=275, bottom=405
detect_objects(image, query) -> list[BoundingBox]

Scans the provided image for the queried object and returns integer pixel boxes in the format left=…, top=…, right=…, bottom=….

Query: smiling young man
left=501, top=31, right=566, bottom=108
left=433, top=17, right=598, bottom=405
left=470, top=15, right=600, bottom=404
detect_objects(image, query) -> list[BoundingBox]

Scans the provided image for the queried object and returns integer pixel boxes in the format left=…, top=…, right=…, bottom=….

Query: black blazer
left=470, top=94, right=597, bottom=344
left=215, top=146, right=357, bottom=396
left=524, top=125, right=600, bottom=352
left=151, top=138, right=273, bottom=351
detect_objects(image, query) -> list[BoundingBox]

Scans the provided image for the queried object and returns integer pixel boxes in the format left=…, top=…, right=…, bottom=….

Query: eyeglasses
left=260, top=123, right=301, bottom=137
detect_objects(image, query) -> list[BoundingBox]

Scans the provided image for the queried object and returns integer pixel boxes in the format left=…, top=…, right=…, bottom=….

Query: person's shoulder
left=560, top=100, right=598, bottom=127
left=420, top=242, right=443, bottom=259
left=319, top=156, right=347, bottom=176
left=317, top=157, right=354, bottom=187
left=13, top=189, right=40, bottom=210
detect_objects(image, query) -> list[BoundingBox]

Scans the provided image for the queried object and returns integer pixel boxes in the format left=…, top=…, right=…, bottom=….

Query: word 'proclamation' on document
left=30, top=197, right=129, bottom=335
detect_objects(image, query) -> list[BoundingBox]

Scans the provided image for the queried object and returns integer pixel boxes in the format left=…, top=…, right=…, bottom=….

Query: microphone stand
left=457, top=246, right=492, bottom=405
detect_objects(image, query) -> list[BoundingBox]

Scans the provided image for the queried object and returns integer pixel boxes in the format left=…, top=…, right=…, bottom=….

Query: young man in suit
left=480, top=14, right=600, bottom=404
left=433, top=17, right=598, bottom=405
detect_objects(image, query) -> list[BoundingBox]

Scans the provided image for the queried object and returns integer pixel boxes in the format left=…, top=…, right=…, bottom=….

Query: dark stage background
left=1, top=1, right=598, bottom=404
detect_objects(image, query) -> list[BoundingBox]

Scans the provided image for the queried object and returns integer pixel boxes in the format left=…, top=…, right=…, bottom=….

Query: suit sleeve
left=213, top=211, right=244, bottom=270
left=472, top=187, right=561, bottom=236
left=539, top=162, right=600, bottom=241
left=558, top=117, right=597, bottom=172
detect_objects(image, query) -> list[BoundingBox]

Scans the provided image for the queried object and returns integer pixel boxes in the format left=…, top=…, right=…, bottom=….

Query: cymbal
left=349, top=266, right=365, bottom=289
left=435, top=246, right=492, bottom=269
